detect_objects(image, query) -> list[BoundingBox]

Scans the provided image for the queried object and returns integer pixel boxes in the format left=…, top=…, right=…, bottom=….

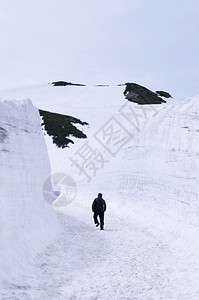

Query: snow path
left=3, top=204, right=199, bottom=300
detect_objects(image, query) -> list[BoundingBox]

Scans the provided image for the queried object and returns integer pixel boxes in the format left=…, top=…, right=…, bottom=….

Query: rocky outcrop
left=52, top=81, right=85, bottom=86
left=156, top=91, right=172, bottom=98
left=123, top=83, right=168, bottom=105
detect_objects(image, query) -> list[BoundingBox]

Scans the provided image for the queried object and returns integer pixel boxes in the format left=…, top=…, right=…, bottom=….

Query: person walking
left=92, top=193, right=106, bottom=230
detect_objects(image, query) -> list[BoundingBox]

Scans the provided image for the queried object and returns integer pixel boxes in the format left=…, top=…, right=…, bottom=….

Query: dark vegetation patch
left=0, top=127, right=8, bottom=143
left=39, top=109, right=88, bottom=148
left=51, top=81, right=86, bottom=87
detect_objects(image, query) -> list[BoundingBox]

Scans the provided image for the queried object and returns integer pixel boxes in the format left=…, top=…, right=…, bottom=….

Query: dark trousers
left=93, top=211, right=104, bottom=229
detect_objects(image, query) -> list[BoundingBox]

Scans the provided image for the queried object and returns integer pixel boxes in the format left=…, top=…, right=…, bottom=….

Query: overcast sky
left=0, top=0, right=199, bottom=98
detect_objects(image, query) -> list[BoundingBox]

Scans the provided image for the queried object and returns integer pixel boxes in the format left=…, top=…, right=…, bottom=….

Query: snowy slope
left=0, top=99, right=59, bottom=286
left=0, top=84, right=172, bottom=171
left=1, top=85, right=199, bottom=239
left=1, top=85, right=199, bottom=299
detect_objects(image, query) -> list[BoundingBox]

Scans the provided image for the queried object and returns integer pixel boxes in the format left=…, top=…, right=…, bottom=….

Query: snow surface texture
left=0, top=85, right=199, bottom=299
left=0, top=99, right=59, bottom=289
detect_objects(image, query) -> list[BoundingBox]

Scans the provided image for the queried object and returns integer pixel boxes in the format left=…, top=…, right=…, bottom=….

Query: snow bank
left=0, top=99, right=59, bottom=284
left=77, top=94, right=199, bottom=252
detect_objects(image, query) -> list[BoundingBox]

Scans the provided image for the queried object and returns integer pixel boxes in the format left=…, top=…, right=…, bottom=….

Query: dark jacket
left=92, top=197, right=106, bottom=213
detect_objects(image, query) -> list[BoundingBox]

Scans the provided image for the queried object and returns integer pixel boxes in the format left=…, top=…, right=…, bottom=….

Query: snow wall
left=0, top=99, right=59, bottom=284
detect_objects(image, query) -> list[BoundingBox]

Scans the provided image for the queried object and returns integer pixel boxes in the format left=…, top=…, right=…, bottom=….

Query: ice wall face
left=0, top=99, right=59, bottom=283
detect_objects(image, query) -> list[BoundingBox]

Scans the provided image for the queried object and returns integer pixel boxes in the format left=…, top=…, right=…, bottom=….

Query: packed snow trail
left=2, top=202, right=199, bottom=300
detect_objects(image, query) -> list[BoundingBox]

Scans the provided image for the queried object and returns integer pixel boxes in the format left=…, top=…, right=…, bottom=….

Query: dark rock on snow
left=156, top=91, right=172, bottom=98
left=123, top=82, right=168, bottom=105
left=52, top=81, right=85, bottom=86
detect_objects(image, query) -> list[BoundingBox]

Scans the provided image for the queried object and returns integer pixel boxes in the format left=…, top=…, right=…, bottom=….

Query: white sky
left=0, top=0, right=199, bottom=98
